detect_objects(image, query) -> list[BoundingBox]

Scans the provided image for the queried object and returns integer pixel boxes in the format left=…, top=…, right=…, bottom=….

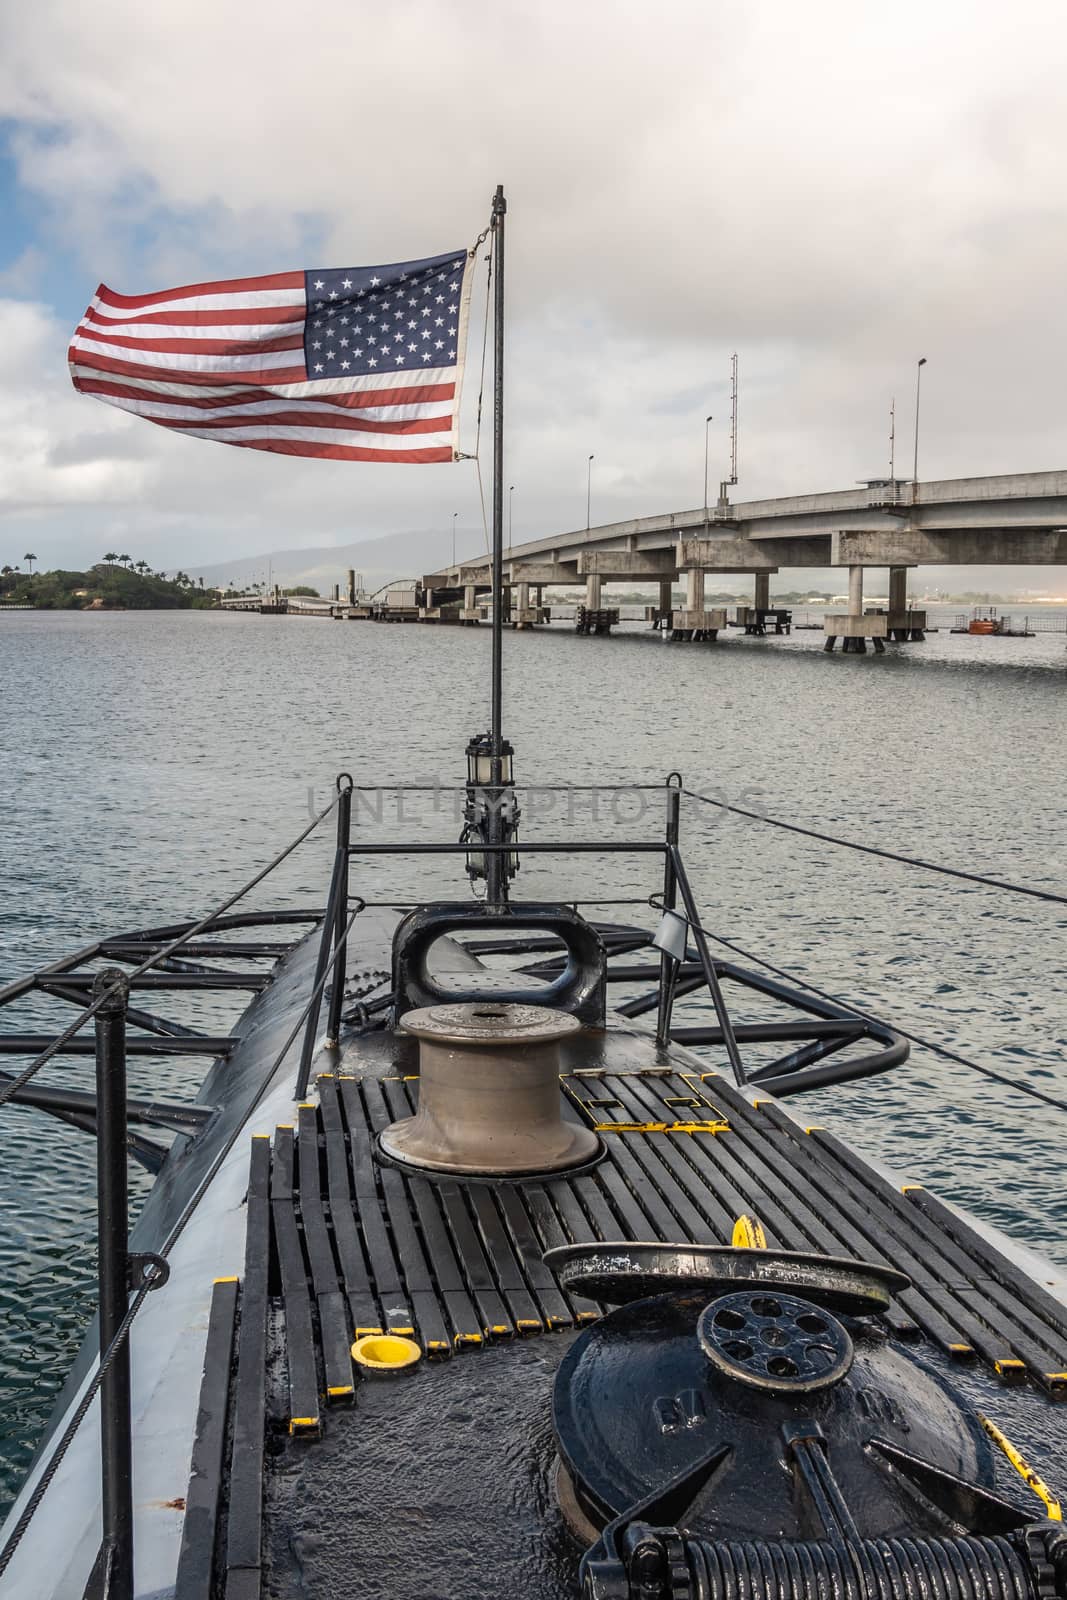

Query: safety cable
left=0, top=793, right=338, bottom=1113
left=649, top=894, right=1067, bottom=1115
left=681, top=789, right=1067, bottom=907
left=0, top=1276, right=156, bottom=1577
left=473, top=243, right=494, bottom=558
left=0, top=896, right=364, bottom=1571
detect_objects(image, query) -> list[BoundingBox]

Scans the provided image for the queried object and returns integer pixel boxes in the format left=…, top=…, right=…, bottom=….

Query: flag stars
left=306, top=256, right=462, bottom=381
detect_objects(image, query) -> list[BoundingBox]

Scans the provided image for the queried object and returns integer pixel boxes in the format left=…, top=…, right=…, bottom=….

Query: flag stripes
left=69, top=249, right=472, bottom=464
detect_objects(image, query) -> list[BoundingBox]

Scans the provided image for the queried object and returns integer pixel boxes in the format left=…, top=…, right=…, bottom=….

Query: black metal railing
left=0, top=792, right=342, bottom=1595
left=0, top=772, right=915, bottom=1594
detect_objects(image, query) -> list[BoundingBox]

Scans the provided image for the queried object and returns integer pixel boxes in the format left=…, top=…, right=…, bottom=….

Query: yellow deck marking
left=732, top=1216, right=768, bottom=1250
left=980, top=1415, right=1062, bottom=1519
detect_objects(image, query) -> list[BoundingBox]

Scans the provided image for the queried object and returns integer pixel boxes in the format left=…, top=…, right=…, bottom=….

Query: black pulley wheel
left=543, top=1241, right=909, bottom=1315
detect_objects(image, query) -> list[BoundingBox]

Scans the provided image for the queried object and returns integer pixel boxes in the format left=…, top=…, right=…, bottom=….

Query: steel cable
left=0, top=792, right=338, bottom=1112
left=681, top=789, right=1067, bottom=906
left=649, top=894, right=1067, bottom=1115
left=0, top=898, right=362, bottom=1571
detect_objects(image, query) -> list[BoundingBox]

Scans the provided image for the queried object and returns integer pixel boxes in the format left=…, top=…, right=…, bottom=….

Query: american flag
left=68, top=248, right=473, bottom=463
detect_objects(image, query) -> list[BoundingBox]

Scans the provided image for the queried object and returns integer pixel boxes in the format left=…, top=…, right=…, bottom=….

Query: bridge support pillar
left=515, top=581, right=533, bottom=629
left=461, top=583, right=480, bottom=624
left=585, top=574, right=602, bottom=610
left=888, top=566, right=907, bottom=614
left=754, top=572, right=770, bottom=610
left=658, top=579, right=673, bottom=618
left=848, top=564, right=864, bottom=617
left=685, top=569, right=705, bottom=612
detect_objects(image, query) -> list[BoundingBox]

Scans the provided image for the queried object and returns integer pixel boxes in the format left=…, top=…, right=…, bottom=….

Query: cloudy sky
left=1, top=0, right=1066, bottom=586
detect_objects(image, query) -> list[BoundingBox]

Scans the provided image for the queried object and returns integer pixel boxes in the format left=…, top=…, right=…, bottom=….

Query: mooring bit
left=380, top=1000, right=597, bottom=1176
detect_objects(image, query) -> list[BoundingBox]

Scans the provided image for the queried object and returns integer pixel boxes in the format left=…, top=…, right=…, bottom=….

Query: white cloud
left=0, top=0, right=1066, bottom=579
left=0, top=300, right=153, bottom=518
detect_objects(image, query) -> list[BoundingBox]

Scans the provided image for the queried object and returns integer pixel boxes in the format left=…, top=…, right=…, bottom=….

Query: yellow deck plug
left=351, top=1333, right=422, bottom=1374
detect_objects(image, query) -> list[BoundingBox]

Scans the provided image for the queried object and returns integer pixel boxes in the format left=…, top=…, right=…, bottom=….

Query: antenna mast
left=889, top=396, right=896, bottom=481
left=729, top=352, right=738, bottom=486
left=718, top=352, right=739, bottom=507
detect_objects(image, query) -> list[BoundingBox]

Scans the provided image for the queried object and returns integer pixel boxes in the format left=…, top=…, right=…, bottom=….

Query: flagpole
left=487, top=183, right=506, bottom=906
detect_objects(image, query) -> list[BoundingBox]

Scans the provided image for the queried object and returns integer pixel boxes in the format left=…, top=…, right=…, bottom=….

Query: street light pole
left=508, top=484, right=514, bottom=548
left=586, top=454, right=594, bottom=530
left=913, top=357, right=927, bottom=486
left=451, top=510, right=458, bottom=568
left=703, top=414, right=713, bottom=513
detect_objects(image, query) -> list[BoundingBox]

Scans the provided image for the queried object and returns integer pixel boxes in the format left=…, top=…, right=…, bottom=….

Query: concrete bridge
left=423, top=469, right=1067, bottom=651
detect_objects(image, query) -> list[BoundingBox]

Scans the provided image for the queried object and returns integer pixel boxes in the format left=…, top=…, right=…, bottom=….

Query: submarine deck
left=173, top=1018, right=1067, bottom=1600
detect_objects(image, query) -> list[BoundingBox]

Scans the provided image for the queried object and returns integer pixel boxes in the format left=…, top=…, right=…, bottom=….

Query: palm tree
left=135, top=560, right=150, bottom=576
left=102, top=551, right=118, bottom=567
left=23, top=553, right=36, bottom=574
left=118, top=553, right=132, bottom=569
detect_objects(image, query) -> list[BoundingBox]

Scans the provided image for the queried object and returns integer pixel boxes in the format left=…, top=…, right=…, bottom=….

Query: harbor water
left=0, top=607, right=1064, bottom=1510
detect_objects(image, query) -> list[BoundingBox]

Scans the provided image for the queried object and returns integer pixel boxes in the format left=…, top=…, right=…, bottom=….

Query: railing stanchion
left=670, top=847, right=747, bottom=1086
left=326, top=780, right=353, bottom=1047
left=93, top=968, right=134, bottom=1600
left=296, top=781, right=352, bottom=1097
left=656, top=786, right=681, bottom=1047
